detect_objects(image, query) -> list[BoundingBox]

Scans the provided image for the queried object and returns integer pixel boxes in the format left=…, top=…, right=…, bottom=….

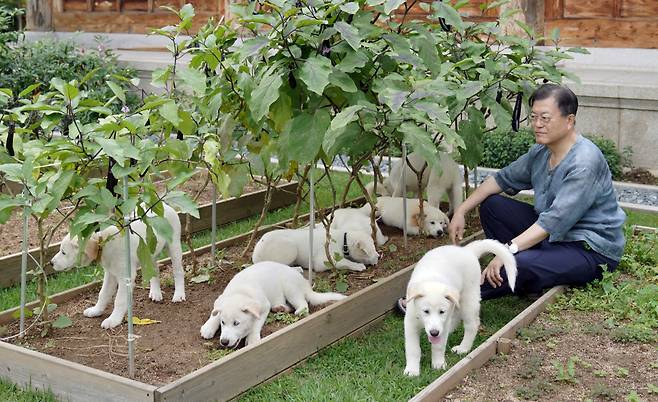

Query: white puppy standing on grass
left=51, top=203, right=185, bottom=329
left=200, top=261, right=346, bottom=348
left=403, top=239, right=517, bottom=376
left=252, top=227, right=379, bottom=272
left=374, top=196, right=449, bottom=237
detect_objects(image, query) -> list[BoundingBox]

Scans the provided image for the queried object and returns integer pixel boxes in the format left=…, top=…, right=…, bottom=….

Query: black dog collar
left=343, top=232, right=351, bottom=261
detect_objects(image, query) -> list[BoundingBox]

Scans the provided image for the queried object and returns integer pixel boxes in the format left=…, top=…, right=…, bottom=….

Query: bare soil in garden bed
left=446, top=311, right=658, bottom=401
left=619, top=168, right=658, bottom=186
left=4, top=214, right=482, bottom=386
left=0, top=175, right=262, bottom=258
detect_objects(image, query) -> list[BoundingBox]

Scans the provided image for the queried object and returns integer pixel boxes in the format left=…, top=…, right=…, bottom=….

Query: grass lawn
left=1, top=181, right=656, bottom=401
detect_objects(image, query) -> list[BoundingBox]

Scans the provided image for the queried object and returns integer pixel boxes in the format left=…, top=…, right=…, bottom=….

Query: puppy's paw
left=149, top=288, right=163, bottom=302
left=84, top=306, right=104, bottom=318
left=171, top=291, right=186, bottom=303
left=271, top=305, right=292, bottom=313
left=432, top=359, right=447, bottom=370
left=403, top=366, right=420, bottom=377
left=353, top=263, right=367, bottom=272
left=200, top=322, right=217, bottom=339
left=451, top=344, right=471, bottom=355
left=101, top=316, right=123, bottom=329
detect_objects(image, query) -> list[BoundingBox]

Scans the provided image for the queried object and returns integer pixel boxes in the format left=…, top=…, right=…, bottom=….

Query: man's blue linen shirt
left=494, top=135, right=626, bottom=261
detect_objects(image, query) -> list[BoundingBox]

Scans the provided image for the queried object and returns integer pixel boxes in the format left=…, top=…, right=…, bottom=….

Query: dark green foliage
left=480, top=129, right=624, bottom=179
left=0, top=39, right=139, bottom=121
left=0, top=4, right=23, bottom=50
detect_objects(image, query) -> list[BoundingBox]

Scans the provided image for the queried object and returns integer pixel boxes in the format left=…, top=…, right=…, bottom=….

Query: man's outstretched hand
left=448, top=212, right=465, bottom=245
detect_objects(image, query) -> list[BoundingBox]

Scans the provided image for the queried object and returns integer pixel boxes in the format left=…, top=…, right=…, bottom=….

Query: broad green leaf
left=418, top=40, right=441, bottom=77
left=95, top=137, right=140, bottom=167
left=165, top=191, right=200, bottom=218
left=328, top=70, right=357, bottom=93
left=339, top=2, right=359, bottom=14
left=377, top=87, right=408, bottom=113
left=399, top=122, right=439, bottom=172
left=433, top=1, right=465, bottom=33
left=337, top=50, right=369, bottom=73
left=248, top=70, right=283, bottom=122
left=384, top=0, right=405, bottom=15
left=334, top=21, right=361, bottom=51
left=177, top=67, right=207, bottom=96
left=76, top=212, right=111, bottom=226
left=0, top=196, right=25, bottom=224
left=151, top=68, right=171, bottom=89
left=281, top=109, right=330, bottom=164
left=457, top=119, right=484, bottom=168
left=269, top=91, right=293, bottom=132
left=145, top=215, right=173, bottom=244
left=107, top=81, right=126, bottom=103
left=330, top=105, right=364, bottom=131
left=18, top=83, right=40, bottom=98
left=299, top=56, right=333, bottom=96
left=159, top=101, right=181, bottom=126
left=52, top=315, right=73, bottom=329
left=177, top=110, right=197, bottom=136
left=137, top=238, right=157, bottom=284
left=237, top=37, right=270, bottom=62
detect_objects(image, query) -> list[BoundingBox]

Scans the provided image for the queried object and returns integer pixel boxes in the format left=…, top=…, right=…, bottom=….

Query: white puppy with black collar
left=252, top=227, right=379, bottom=272
left=51, top=202, right=185, bottom=329
left=403, top=239, right=517, bottom=376
left=200, top=261, right=346, bottom=348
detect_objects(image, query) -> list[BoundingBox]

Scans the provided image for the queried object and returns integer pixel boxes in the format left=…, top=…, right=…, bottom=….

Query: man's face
left=530, top=96, right=575, bottom=146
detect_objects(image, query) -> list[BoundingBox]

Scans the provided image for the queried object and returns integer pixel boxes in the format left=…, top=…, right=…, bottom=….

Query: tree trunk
left=241, top=182, right=273, bottom=257
left=26, top=0, right=53, bottom=31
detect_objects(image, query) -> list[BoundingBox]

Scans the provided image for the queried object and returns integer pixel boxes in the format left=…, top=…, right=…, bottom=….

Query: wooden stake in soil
left=19, top=188, right=29, bottom=338
left=122, top=179, right=135, bottom=378
left=401, top=143, right=408, bottom=249
left=308, top=168, right=314, bottom=285
left=211, top=185, right=217, bottom=268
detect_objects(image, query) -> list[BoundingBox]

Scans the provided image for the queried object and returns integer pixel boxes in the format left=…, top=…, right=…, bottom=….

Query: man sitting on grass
left=398, top=83, right=626, bottom=311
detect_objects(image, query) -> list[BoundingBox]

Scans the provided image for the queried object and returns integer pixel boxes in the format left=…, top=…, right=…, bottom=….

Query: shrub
left=0, top=38, right=139, bottom=121
left=480, top=129, right=624, bottom=179
left=0, top=5, right=23, bottom=50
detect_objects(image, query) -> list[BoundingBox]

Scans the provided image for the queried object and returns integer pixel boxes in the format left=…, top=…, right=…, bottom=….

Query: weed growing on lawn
left=517, top=324, right=564, bottom=343
left=515, top=379, right=553, bottom=400
left=553, top=356, right=579, bottom=384
left=516, top=353, right=543, bottom=379
left=266, top=311, right=306, bottom=325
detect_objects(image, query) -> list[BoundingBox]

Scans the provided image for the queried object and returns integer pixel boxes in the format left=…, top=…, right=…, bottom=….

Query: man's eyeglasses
left=529, top=114, right=552, bottom=125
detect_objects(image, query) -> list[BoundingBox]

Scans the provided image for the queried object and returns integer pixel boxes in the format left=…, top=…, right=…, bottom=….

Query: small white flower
left=121, top=105, right=130, bottom=113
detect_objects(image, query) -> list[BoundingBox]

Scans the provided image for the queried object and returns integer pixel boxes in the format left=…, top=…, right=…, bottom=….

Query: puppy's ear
left=84, top=235, right=100, bottom=262
left=407, top=285, right=423, bottom=301
left=445, top=290, right=460, bottom=309
left=241, top=302, right=261, bottom=319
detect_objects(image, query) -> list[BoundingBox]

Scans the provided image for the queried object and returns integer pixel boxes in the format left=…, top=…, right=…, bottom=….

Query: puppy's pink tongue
left=428, top=335, right=441, bottom=344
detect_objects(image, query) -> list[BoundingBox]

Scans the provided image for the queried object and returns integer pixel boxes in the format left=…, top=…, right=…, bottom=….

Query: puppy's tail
left=305, top=289, right=347, bottom=306
left=464, top=239, right=518, bottom=291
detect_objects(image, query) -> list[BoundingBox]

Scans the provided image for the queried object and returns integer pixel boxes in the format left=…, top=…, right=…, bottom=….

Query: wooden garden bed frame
left=0, top=181, right=298, bottom=288
left=1, top=217, right=573, bottom=402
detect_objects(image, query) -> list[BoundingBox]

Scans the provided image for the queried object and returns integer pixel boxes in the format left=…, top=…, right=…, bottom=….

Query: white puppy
left=51, top=203, right=185, bottom=329
left=200, top=261, right=346, bottom=347
left=366, top=152, right=463, bottom=215
left=403, top=239, right=517, bottom=376
left=375, top=196, right=449, bottom=237
left=319, top=205, right=388, bottom=246
left=252, top=227, right=379, bottom=272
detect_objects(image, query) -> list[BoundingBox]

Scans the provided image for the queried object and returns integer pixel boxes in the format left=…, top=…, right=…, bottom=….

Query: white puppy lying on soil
left=366, top=152, right=463, bottom=215
left=200, top=261, right=346, bottom=348
left=51, top=203, right=185, bottom=329
left=318, top=205, right=388, bottom=246
left=403, top=239, right=517, bottom=376
left=252, top=227, right=379, bottom=272
left=373, top=196, right=449, bottom=237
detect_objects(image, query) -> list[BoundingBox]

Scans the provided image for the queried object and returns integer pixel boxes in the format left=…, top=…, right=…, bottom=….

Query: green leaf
left=330, top=105, right=364, bottom=131
left=399, top=122, right=439, bottom=172
left=328, top=70, right=357, bottom=93
left=165, top=191, right=199, bottom=218
left=0, top=196, right=25, bottom=224
left=95, top=137, right=140, bottom=167
left=52, top=315, right=73, bottom=329
left=145, top=216, right=173, bottom=244
left=299, top=56, right=333, bottom=96
left=248, top=70, right=283, bottom=122
left=384, top=0, right=405, bottom=15
left=281, top=109, right=330, bottom=164
left=151, top=68, right=171, bottom=89
left=269, top=91, right=293, bottom=132
left=18, top=83, right=41, bottom=98
left=237, top=37, right=270, bottom=62
left=337, top=50, right=369, bottom=73
left=159, top=101, right=181, bottom=126
left=107, top=81, right=126, bottom=103
left=339, top=2, right=359, bottom=14
left=457, top=118, right=484, bottom=169
left=137, top=238, right=157, bottom=284
left=335, top=280, right=349, bottom=293
left=334, top=21, right=361, bottom=51
left=433, top=1, right=465, bottom=33
left=377, top=87, right=408, bottom=113
left=177, top=66, right=207, bottom=96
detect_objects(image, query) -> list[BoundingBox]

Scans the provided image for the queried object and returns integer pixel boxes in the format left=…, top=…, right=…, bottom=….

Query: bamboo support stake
left=308, top=168, right=314, bottom=285
left=211, top=185, right=217, bottom=268
left=122, top=178, right=135, bottom=378
left=19, top=188, right=29, bottom=338
left=401, top=143, right=408, bottom=249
